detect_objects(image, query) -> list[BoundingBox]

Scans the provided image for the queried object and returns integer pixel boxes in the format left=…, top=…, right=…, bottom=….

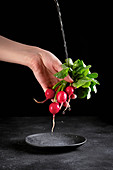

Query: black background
left=0, top=0, right=110, bottom=117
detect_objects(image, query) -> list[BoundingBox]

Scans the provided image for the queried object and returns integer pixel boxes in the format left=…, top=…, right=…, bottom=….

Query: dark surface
left=0, top=116, right=113, bottom=170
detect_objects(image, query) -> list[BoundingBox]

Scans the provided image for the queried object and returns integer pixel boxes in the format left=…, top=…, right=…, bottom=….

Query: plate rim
left=25, top=132, right=87, bottom=148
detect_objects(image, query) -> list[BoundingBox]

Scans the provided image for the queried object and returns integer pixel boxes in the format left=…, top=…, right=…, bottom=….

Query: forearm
left=0, top=36, right=73, bottom=91
left=0, top=35, right=40, bottom=68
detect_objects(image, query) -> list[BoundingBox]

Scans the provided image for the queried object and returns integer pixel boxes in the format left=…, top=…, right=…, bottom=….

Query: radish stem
left=60, top=102, right=63, bottom=110
left=52, top=80, right=64, bottom=90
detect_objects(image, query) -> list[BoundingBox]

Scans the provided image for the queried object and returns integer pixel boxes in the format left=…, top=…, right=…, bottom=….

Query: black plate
left=25, top=133, right=87, bottom=149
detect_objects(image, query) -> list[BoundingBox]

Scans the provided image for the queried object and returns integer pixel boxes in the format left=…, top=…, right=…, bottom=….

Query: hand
left=30, top=48, right=73, bottom=91
left=0, top=36, right=73, bottom=92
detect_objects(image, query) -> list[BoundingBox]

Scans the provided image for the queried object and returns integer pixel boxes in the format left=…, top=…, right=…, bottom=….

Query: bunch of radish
left=33, top=58, right=99, bottom=132
left=34, top=81, right=77, bottom=132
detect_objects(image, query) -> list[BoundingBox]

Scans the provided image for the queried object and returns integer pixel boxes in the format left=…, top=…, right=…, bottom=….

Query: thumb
left=54, top=62, right=74, bottom=83
left=64, top=74, right=74, bottom=83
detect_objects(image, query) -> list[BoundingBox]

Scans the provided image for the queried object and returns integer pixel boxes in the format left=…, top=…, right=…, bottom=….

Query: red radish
left=56, top=91, right=67, bottom=103
left=49, top=102, right=60, bottom=115
left=33, top=89, right=55, bottom=104
left=45, top=89, right=55, bottom=99
left=65, top=86, right=74, bottom=97
left=70, top=93, right=77, bottom=99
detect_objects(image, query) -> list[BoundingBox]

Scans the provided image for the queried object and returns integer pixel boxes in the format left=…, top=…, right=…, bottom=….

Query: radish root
left=33, top=98, right=47, bottom=104
left=62, top=97, right=71, bottom=114
left=51, top=115, right=55, bottom=132
left=59, top=102, right=63, bottom=110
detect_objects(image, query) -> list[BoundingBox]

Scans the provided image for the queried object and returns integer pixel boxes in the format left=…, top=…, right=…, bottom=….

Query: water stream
left=54, top=0, right=68, bottom=60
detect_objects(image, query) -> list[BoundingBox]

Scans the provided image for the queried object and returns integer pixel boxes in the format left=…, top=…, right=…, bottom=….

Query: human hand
left=30, top=48, right=73, bottom=91
left=0, top=36, right=73, bottom=92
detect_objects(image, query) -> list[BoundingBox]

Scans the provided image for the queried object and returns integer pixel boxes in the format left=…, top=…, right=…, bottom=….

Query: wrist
left=0, top=36, right=42, bottom=70
left=27, top=46, right=43, bottom=72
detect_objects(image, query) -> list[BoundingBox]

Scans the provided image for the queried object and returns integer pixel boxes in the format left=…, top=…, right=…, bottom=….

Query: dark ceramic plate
left=25, top=133, right=87, bottom=149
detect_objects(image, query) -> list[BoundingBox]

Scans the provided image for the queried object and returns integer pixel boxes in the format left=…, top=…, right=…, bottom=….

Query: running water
left=54, top=0, right=68, bottom=60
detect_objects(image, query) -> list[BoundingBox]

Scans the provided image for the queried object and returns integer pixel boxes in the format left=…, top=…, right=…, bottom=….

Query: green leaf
left=72, top=64, right=91, bottom=79
left=82, top=81, right=91, bottom=88
left=79, top=60, right=84, bottom=67
left=61, top=64, right=69, bottom=69
left=90, top=82, right=95, bottom=91
left=73, top=59, right=80, bottom=65
left=87, top=73, right=98, bottom=78
left=76, top=65, right=91, bottom=75
left=73, top=77, right=91, bottom=88
left=83, top=68, right=89, bottom=77
left=90, top=82, right=97, bottom=93
left=54, top=68, right=69, bottom=79
left=65, top=58, right=73, bottom=66
left=73, top=59, right=80, bottom=69
left=90, top=78, right=100, bottom=85
left=72, top=66, right=83, bottom=77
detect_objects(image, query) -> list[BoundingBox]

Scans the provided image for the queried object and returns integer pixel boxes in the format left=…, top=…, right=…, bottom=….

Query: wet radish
left=70, top=93, right=77, bottom=99
left=34, top=89, right=55, bottom=104
left=56, top=91, right=67, bottom=103
left=45, top=89, right=55, bottom=99
left=56, top=91, right=67, bottom=111
left=65, top=86, right=74, bottom=97
left=49, top=102, right=60, bottom=115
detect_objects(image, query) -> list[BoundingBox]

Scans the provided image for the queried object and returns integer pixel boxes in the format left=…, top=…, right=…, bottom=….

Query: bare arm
left=0, top=36, right=73, bottom=91
left=0, top=35, right=36, bottom=66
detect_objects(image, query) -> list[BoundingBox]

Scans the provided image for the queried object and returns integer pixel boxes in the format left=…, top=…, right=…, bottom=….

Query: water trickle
left=54, top=0, right=68, bottom=60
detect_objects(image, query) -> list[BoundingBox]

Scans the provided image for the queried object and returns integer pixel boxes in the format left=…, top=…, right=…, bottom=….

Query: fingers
left=52, top=58, right=62, bottom=74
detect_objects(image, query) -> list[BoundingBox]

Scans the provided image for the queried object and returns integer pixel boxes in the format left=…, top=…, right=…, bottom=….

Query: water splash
left=54, top=0, right=68, bottom=60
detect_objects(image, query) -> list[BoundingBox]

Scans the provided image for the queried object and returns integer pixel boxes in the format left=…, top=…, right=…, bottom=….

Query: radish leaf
left=87, top=73, right=98, bottom=78
left=54, top=68, right=69, bottom=79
